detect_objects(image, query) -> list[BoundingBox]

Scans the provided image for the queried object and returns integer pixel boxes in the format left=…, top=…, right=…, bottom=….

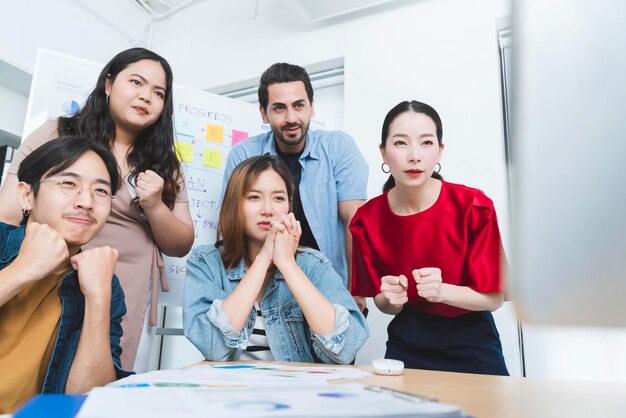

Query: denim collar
left=225, top=258, right=246, bottom=281
left=1, top=224, right=25, bottom=263
left=262, top=131, right=319, bottom=161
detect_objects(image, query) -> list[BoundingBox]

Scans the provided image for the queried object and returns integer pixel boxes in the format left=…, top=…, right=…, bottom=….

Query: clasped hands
left=380, top=268, right=444, bottom=307
left=258, top=213, right=302, bottom=268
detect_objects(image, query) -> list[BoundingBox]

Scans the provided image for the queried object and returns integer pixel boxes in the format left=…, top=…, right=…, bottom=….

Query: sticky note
left=174, top=142, right=193, bottom=163
left=203, top=149, right=222, bottom=168
left=206, top=124, right=224, bottom=143
left=231, top=129, right=249, bottom=145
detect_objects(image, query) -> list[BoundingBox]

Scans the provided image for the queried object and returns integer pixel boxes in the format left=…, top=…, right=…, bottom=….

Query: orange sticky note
left=206, top=124, right=224, bottom=143
left=174, top=142, right=193, bottom=163
left=203, top=149, right=222, bottom=168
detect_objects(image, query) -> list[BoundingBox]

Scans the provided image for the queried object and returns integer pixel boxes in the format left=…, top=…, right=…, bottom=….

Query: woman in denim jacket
left=183, top=155, right=368, bottom=364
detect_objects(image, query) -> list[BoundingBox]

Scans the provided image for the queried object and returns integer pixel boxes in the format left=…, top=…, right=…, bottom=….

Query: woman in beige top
left=0, top=48, right=194, bottom=371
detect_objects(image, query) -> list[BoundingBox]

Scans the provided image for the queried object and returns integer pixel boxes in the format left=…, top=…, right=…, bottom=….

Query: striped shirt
left=240, top=303, right=274, bottom=361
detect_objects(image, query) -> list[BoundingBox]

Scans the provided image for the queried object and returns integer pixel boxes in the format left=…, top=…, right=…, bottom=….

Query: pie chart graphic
left=62, top=99, right=81, bottom=115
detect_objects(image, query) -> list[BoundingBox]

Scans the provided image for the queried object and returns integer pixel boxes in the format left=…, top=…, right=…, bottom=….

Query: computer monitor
left=511, top=0, right=626, bottom=326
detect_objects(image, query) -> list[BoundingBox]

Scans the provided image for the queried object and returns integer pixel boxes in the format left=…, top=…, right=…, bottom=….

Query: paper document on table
left=195, top=362, right=372, bottom=381
left=109, top=363, right=371, bottom=388
left=77, top=384, right=464, bottom=418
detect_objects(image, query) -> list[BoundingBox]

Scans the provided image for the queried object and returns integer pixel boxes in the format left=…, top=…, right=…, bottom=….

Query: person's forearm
left=278, top=261, right=336, bottom=335
left=374, top=293, right=403, bottom=315
left=345, top=227, right=367, bottom=311
left=222, top=255, right=272, bottom=332
left=345, top=226, right=353, bottom=290
left=440, top=284, right=504, bottom=311
left=65, top=295, right=116, bottom=393
left=338, top=200, right=363, bottom=289
left=144, top=203, right=194, bottom=257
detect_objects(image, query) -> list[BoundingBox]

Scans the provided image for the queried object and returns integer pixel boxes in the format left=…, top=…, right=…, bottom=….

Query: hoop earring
left=434, top=163, right=441, bottom=174
left=22, top=208, right=30, bottom=218
left=381, top=163, right=390, bottom=174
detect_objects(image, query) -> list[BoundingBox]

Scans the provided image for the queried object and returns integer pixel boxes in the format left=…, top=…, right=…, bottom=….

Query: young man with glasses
left=0, top=136, right=132, bottom=413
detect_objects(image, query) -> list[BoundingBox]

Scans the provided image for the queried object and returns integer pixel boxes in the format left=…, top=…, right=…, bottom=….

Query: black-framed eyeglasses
left=37, top=177, right=114, bottom=205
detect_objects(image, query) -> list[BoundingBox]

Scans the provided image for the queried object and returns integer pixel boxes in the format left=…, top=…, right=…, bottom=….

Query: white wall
left=0, top=0, right=131, bottom=74
left=522, top=325, right=626, bottom=382
left=0, top=1, right=133, bottom=147
left=0, top=86, right=27, bottom=147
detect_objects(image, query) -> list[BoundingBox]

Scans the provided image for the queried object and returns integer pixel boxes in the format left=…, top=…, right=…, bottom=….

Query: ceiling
left=133, top=0, right=402, bottom=21
left=71, top=0, right=409, bottom=44
left=133, top=0, right=208, bottom=20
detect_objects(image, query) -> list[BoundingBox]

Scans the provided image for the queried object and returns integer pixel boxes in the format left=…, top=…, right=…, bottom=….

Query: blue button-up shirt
left=183, top=245, right=369, bottom=364
left=222, top=130, right=369, bottom=286
left=0, top=222, right=132, bottom=394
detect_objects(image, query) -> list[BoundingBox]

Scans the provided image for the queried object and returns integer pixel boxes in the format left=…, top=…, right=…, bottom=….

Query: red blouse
left=350, top=181, right=505, bottom=317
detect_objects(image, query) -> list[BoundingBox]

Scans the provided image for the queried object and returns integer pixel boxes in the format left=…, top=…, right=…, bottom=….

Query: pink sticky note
left=231, top=129, right=248, bottom=146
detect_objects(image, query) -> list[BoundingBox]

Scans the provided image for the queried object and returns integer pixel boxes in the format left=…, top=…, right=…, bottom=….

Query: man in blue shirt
left=0, top=136, right=131, bottom=413
left=222, top=63, right=368, bottom=309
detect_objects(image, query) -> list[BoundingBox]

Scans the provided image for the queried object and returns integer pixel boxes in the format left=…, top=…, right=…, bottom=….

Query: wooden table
left=199, top=362, right=626, bottom=418
left=341, top=366, right=626, bottom=418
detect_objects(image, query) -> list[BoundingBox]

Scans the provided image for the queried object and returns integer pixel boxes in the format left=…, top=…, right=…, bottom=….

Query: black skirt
left=385, top=309, right=509, bottom=376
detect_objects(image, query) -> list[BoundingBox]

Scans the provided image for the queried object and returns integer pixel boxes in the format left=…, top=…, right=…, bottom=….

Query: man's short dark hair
left=17, top=135, right=120, bottom=224
left=258, top=63, right=314, bottom=111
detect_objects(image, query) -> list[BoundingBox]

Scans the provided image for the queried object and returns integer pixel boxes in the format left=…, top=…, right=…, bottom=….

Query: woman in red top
left=350, top=100, right=508, bottom=375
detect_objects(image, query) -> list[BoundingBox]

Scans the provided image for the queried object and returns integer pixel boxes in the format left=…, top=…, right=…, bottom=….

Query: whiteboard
left=162, top=85, right=265, bottom=305
left=22, top=49, right=265, bottom=307
left=23, top=49, right=99, bottom=138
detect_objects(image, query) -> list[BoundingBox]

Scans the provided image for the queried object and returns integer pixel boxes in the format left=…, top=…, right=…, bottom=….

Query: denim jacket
left=0, top=222, right=133, bottom=393
left=183, top=245, right=369, bottom=364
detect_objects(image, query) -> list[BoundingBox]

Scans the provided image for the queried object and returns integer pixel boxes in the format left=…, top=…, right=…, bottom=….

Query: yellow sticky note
left=206, top=124, right=224, bottom=143
left=203, top=149, right=222, bottom=169
left=174, top=142, right=193, bottom=163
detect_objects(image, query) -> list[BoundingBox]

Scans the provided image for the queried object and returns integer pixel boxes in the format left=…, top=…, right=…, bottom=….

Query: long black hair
left=381, top=100, right=444, bottom=193
left=17, top=135, right=120, bottom=225
left=57, top=47, right=181, bottom=209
